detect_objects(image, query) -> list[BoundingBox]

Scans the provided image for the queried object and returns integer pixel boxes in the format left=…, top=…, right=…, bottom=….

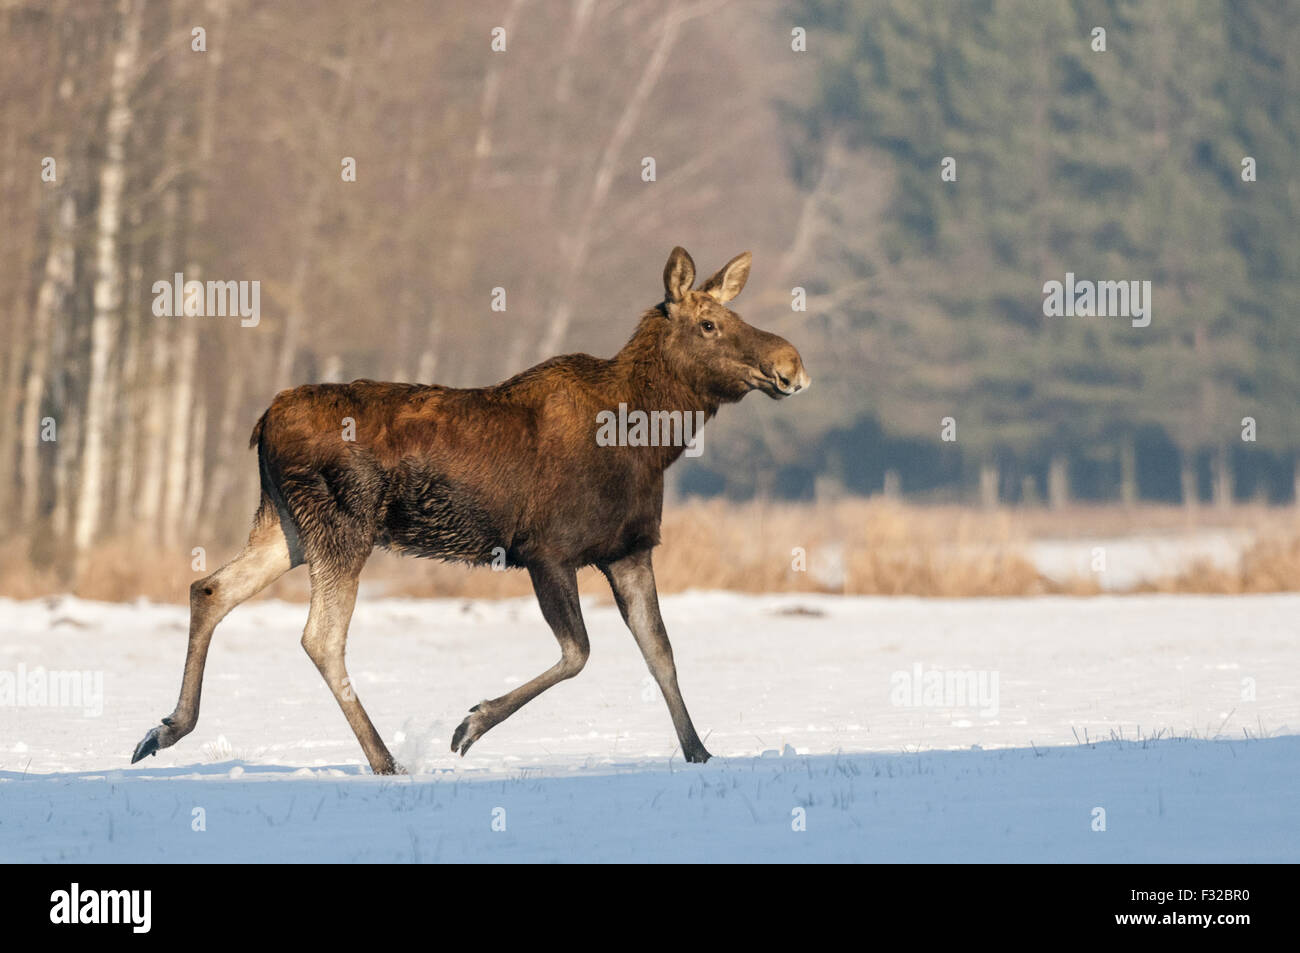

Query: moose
left=132, top=247, right=809, bottom=773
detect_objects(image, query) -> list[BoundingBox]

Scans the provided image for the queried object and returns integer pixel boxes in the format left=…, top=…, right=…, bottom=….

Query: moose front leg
left=601, top=549, right=712, bottom=762
left=451, top=561, right=590, bottom=756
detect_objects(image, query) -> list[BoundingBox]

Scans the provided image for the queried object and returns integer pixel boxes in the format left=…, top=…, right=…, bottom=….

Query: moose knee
left=190, top=577, right=219, bottom=615
left=300, top=629, right=329, bottom=665
left=559, top=641, right=590, bottom=679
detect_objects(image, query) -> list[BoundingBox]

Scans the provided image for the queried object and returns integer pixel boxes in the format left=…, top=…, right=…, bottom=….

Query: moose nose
left=769, top=351, right=810, bottom=396
left=779, top=353, right=810, bottom=393
left=776, top=368, right=810, bottom=393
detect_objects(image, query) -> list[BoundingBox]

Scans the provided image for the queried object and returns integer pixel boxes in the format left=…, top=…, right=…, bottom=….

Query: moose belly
left=379, top=470, right=508, bottom=564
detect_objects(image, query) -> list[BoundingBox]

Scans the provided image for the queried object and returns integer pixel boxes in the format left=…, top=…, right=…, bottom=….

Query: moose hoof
left=684, top=747, right=712, bottom=764
left=131, top=715, right=188, bottom=764
left=451, top=704, right=492, bottom=756
left=130, top=725, right=166, bottom=764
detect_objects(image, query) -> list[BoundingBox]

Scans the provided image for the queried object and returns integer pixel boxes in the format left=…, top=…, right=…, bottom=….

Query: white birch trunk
left=182, top=398, right=208, bottom=543
left=1212, top=444, right=1233, bottom=510
left=979, top=462, right=999, bottom=509
left=135, top=182, right=179, bottom=536
left=161, top=313, right=198, bottom=544
left=1048, top=454, right=1070, bottom=510
left=199, top=358, right=247, bottom=541
left=163, top=0, right=227, bottom=544
left=111, top=215, right=146, bottom=535
left=1180, top=454, right=1199, bottom=510
left=73, top=0, right=141, bottom=561
left=275, top=37, right=351, bottom=390
left=21, top=191, right=75, bottom=527
left=53, top=402, right=81, bottom=541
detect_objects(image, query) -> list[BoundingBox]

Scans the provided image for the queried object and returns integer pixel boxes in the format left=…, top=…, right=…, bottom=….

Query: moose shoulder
left=133, top=246, right=809, bottom=774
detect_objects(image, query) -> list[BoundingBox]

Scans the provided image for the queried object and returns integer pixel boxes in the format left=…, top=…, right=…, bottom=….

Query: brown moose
left=132, top=247, right=809, bottom=773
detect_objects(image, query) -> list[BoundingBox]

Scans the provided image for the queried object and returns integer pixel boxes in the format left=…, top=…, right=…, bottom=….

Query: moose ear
left=663, top=246, right=696, bottom=303
left=699, top=251, right=752, bottom=304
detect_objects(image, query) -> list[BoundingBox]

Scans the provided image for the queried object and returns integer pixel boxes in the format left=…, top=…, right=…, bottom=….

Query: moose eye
left=700, top=320, right=716, bottom=333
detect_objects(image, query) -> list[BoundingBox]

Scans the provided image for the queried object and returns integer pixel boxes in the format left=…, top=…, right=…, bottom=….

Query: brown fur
left=132, top=247, right=809, bottom=773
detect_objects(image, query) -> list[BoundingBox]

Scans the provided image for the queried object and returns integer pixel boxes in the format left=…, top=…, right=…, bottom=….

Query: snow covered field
left=2, top=591, right=1297, bottom=862
left=1027, top=530, right=1255, bottom=590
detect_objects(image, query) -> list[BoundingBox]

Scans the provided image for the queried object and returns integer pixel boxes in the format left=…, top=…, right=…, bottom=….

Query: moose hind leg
left=601, top=549, right=711, bottom=762
left=131, top=500, right=294, bottom=764
left=301, top=563, right=401, bottom=775
left=451, top=561, right=590, bottom=756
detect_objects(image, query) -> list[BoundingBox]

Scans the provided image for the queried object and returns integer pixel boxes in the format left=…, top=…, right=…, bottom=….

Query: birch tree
left=74, top=0, right=143, bottom=563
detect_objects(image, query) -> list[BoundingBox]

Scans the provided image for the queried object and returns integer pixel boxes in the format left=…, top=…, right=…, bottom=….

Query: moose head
left=658, top=246, right=810, bottom=405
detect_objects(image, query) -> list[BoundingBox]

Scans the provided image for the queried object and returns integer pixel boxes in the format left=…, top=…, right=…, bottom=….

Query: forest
left=0, top=0, right=1296, bottom=586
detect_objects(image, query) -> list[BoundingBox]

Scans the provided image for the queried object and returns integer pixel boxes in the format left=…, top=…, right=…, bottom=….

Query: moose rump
left=251, top=380, right=519, bottom=571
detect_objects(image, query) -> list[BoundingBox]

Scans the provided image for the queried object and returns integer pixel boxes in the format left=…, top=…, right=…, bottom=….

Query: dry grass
left=656, top=499, right=1052, bottom=596
left=2, top=498, right=1297, bottom=604
left=1138, top=534, right=1300, bottom=594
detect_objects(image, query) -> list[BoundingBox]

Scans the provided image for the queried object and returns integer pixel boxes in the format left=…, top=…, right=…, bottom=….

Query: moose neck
left=611, top=308, right=720, bottom=471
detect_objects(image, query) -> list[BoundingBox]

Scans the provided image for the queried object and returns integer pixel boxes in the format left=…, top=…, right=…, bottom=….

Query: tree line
left=771, top=0, right=1299, bottom=506
left=1, top=0, right=1296, bottom=589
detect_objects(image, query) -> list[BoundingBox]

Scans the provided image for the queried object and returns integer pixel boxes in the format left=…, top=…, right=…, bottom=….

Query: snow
left=1, top=591, right=1297, bottom=862
left=1028, top=530, right=1254, bottom=590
